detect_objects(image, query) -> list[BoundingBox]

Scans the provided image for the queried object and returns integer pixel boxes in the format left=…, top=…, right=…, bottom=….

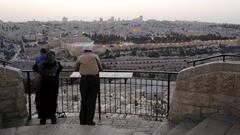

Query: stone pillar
left=0, top=65, right=28, bottom=128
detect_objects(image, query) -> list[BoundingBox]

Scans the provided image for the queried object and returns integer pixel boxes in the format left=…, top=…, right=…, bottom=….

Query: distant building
left=109, top=16, right=115, bottom=22
left=100, top=18, right=103, bottom=22
left=64, top=41, right=95, bottom=56
left=62, top=17, right=68, bottom=22
left=133, top=15, right=143, bottom=22
left=139, top=15, right=143, bottom=21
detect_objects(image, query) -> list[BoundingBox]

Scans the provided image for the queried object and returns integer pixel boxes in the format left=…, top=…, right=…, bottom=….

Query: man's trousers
left=79, top=75, right=99, bottom=124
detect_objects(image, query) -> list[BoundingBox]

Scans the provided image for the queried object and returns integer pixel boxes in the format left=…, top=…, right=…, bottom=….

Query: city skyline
left=0, top=0, right=240, bottom=24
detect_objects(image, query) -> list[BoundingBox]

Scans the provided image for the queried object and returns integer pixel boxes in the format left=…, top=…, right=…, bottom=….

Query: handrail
left=22, top=70, right=178, bottom=121
left=0, top=59, right=11, bottom=67
left=187, top=54, right=240, bottom=66
left=22, top=69, right=179, bottom=75
left=102, top=69, right=179, bottom=75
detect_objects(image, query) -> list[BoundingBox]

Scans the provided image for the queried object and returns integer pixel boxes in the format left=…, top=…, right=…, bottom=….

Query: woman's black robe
left=35, top=61, right=62, bottom=119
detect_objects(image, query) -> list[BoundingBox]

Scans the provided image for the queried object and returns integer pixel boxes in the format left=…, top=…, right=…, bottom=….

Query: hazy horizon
left=1, top=0, right=240, bottom=24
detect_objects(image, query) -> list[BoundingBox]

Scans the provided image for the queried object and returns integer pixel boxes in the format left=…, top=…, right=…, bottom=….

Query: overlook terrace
left=1, top=55, right=240, bottom=135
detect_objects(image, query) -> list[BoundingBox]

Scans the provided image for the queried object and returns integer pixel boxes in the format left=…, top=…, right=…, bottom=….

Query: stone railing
left=169, top=61, right=240, bottom=121
left=0, top=65, right=27, bottom=128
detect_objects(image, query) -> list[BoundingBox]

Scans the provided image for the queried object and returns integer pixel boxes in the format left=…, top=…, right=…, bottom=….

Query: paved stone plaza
left=0, top=114, right=175, bottom=135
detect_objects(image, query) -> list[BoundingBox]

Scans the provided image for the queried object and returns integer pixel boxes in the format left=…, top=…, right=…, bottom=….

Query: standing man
left=74, top=45, right=102, bottom=125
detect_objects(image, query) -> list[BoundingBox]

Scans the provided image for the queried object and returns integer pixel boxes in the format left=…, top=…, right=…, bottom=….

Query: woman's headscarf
left=45, top=51, right=56, bottom=63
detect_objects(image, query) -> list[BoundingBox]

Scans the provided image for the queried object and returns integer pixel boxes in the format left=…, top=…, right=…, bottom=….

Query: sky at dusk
left=0, top=0, right=240, bottom=24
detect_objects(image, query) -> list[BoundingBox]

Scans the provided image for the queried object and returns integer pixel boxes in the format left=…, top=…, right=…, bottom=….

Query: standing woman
left=36, top=51, right=62, bottom=125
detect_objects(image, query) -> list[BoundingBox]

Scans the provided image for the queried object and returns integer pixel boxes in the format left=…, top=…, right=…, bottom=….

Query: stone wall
left=169, top=62, right=240, bottom=121
left=0, top=65, right=27, bottom=128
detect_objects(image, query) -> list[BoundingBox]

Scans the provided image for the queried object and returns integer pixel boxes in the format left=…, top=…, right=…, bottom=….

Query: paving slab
left=15, top=125, right=57, bottom=135
left=114, top=129, right=135, bottom=135
left=53, top=124, right=96, bottom=135
left=97, top=118, right=113, bottom=125
left=136, top=127, right=156, bottom=135
left=63, top=117, right=79, bottom=124
left=0, top=128, right=15, bottom=135
left=27, top=118, right=67, bottom=126
left=132, top=132, right=148, bottom=135
left=0, top=115, right=172, bottom=135
left=91, top=125, right=116, bottom=135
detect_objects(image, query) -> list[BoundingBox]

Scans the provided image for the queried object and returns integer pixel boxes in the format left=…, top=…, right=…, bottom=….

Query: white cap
left=83, top=45, right=93, bottom=51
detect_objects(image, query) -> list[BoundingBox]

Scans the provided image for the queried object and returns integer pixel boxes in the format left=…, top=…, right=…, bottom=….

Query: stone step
left=166, top=119, right=199, bottom=135
left=186, top=117, right=234, bottom=135
left=0, top=117, right=28, bottom=129
left=209, top=114, right=237, bottom=124
left=0, top=127, right=15, bottom=135
left=226, top=121, right=240, bottom=135
left=135, top=120, right=163, bottom=135
left=152, top=121, right=176, bottom=135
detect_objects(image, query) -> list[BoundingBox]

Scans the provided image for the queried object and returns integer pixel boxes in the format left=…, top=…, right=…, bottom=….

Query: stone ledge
left=178, top=62, right=240, bottom=80
left=0, top=66, right=27, bottom=129
left=0, top=65, right=23, bottom=79
left=170, top=62, right=240, bottom=121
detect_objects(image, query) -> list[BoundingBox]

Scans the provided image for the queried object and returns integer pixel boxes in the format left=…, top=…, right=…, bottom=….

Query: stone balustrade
left=0, top=65, right=27, bottom=128
left=169, top=61, right=240, bottom=121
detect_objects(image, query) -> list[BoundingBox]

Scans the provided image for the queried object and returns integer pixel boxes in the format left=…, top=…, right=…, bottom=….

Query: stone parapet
left=0, top=65, right=27, bottom=128
left=169, top=62, right=240, bottom=121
